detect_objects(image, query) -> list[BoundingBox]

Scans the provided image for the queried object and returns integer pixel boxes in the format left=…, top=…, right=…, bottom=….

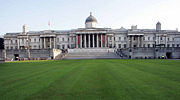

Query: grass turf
left=0, top=59, right=179, bottom=100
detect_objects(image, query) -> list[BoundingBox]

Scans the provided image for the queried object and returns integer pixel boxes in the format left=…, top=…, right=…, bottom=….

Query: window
left=143, top=44, right=146, bottom=47
left=172, top=38, right=174, bottom=41
left=177, top=44, right=179, bottom=47
left=124, top=44, right=126, bottom=48
left=172, top=44, right=175, bottom=47
left=153, top=37, right=155, bottom=40
left=62, top=38, right=64, bottom=41
left=168, top=38, right=169, bottom=41
left=148, top=37, right=150, bottom=40
left=119, top=37, right=121, bottom=41
left=57, top=38, right=59, bottom=42
left=134, top=37, right=136, bottom=40
left=153, top=44, right=155, bottom=47
left=148, top=44, right=150, bottom=48
left=124, top=37, right=126, bottom=40
left=160, top=37, right=162, bottom=40
left=118, top=44, right=121, bottom=48
left=34, top=38, right=36, bottom=42
left=62, top=45, right=65, bottom=49
left=11, top=40, right=13, bottom=44
left=167, top=44, right=170, bottom=47
left=15, top=40, right=17, bottom=44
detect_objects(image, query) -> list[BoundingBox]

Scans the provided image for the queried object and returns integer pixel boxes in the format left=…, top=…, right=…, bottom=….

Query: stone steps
left=63, top=52, right=121, bottom=59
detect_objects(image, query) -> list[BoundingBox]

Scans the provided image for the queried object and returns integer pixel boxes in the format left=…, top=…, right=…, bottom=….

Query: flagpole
left=48, top=20, right=50, bottom=30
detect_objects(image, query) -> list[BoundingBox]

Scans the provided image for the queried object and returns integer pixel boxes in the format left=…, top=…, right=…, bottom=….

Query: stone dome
left=85, top=12, right=97, bottom=24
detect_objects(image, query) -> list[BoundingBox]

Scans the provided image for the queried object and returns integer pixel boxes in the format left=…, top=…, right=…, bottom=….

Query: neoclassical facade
left=4, top=13, right=180, bottom=51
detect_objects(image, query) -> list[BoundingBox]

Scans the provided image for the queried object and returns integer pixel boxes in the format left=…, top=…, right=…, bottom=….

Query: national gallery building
left=3, top=13, right=180, bottom=60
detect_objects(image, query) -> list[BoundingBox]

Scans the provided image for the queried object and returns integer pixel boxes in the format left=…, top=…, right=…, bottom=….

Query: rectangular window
left=119, top=37, right=121, bottom=41
left=124, top=44, right=126, bottom=48
left=124, top=37, right=126, bottom=40
left=148, top=44, right=150, bottom=48
left=57, top=38, right=59, bottom=42
left=148, top=37, right=150, bottom=40
left=62, top=45, right=65, bottom=49
left=118, top=44, right=121, bottom=48
left=172, top=44, right=175, bottom=47
left=167, top=44, right=170, bottom=47
left=177, top=44, right=179, bottom=47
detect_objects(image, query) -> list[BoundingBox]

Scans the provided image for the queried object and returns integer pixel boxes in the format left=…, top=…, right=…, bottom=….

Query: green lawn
left=0, top=59, right=180, bottom=100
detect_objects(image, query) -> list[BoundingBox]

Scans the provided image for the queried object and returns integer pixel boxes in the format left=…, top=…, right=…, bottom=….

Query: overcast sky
left=0, top=0, right=180, bottom=36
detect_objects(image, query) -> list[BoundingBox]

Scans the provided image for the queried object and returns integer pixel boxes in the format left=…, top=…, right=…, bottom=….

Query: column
left=40, top=38, right=42, bottom=49
left=76, top=35, right=78, bottom=48
left=44, top=37, right=46, bottom=49
left=112, top=36, right=114, bottom=48
left=85, top=34, right=87, bottom=48
left=141, top=36, right=143, bottom=47
left=131, top=36, right=133, bottom=47
left=101, top=34, right=103, bottom=48
left=137, top=36, right=139, bottom=47
left=54, top=37, right=56, bottom=49
left=93, top=34, right=95, bottom=48
left=165, top=36, right=167, bottom=47
left=17, top=39, right=20, bottom=49
left=50, top=37, right=52, bottom=49
left=97, top=34, right=99, bottom=48
left=80, top=34, right=82, bottom=48
left=127, top=36, right=129, bottom=48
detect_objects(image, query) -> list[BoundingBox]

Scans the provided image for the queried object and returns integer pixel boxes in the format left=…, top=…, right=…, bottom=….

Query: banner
left=102, top=35, right=105, bottom=44
left=78, top=35, right=80, bottom=44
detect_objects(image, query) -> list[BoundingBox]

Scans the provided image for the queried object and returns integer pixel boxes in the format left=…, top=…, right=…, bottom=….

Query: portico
left=40, top=35, right=56, bottom=49
left=76, top=33, right=107, bottom=48
left=128, top=34, right=144, bottom=48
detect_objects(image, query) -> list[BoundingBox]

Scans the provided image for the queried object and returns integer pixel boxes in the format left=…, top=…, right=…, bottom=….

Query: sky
left=0, top=0, right=180, bottom=36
